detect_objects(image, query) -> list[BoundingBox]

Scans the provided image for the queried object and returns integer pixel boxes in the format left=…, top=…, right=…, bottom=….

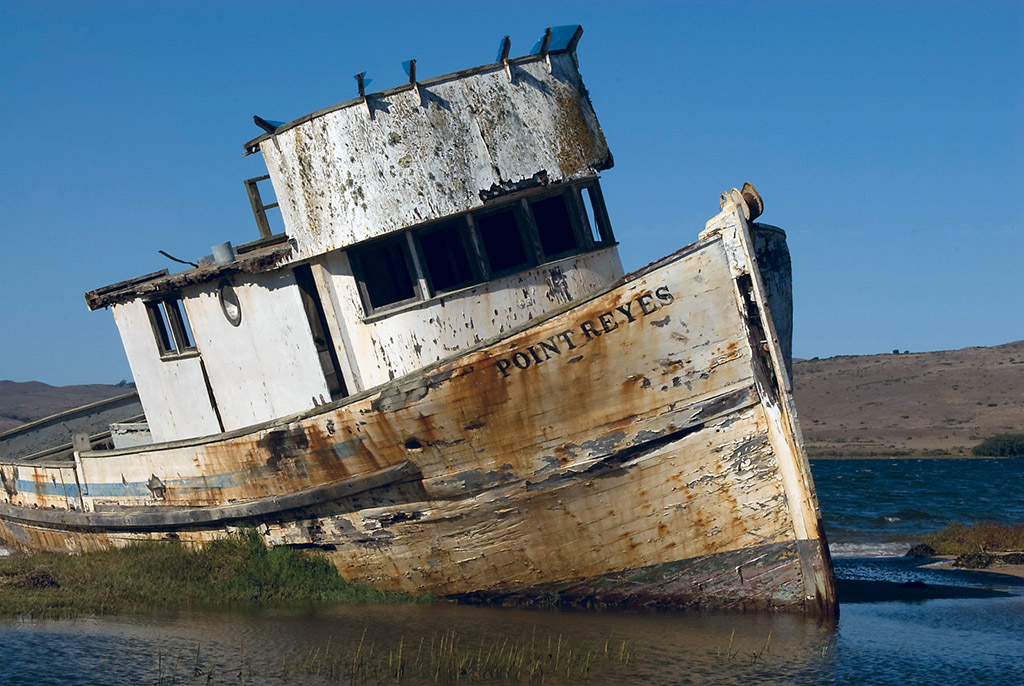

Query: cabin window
left=477, top=208, right=531, bottom=275
left=146, top=298, right=196, bottom=358
left=531, top=194, right=579, bottom=259
left=218, top=280, right=242, bottom=326
left=350, top=179, right=614, bottom=318
left=349, top=235, right=418, bottom=313
left=580, top=183, right=615, bottom=245
left=417, top=220, right=477, bottom=293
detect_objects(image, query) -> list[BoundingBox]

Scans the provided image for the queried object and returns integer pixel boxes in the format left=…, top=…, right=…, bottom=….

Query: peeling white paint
left=261, top=54, right=610, bottom=260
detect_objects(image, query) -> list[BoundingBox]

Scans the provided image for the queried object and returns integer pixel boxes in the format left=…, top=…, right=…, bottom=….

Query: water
left=1, top=458, right=1022, bottom=685
left=813, top=458, right=1024, bottom=558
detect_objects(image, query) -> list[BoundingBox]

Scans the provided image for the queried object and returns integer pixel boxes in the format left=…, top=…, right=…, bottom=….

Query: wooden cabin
left=85, top=27, right=624, bottom=445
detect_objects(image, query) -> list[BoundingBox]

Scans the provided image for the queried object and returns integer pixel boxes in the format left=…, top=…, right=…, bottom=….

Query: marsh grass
left=274, top=629, right=633, bottom=684
left=0, top=529, right=424, bottom=617
left=714, top=630, right=778, bottom=664
left=922, top=522, right=1024, bottom=555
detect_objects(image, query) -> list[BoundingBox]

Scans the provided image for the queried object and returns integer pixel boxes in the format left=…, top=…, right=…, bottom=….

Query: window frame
left=473, top=202, right=537, bottom=278
left=348, top=233, right=423, bottom=316
left=145, top=297, right=198, bottom=360
left=528, top=192, right=585, bottom=261
left=413, top=217, right=483, bottom=296
left=576, top=180, right=616, bottom=246
left=349, top=178, right=616, bottom=319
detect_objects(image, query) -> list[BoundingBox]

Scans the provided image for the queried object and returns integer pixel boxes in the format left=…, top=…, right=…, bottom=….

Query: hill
left=0, top=380, right=134, bottom=434
left=1, top=341, right=1021, bottom=457
left=793, top=340, right=1024, bottom=457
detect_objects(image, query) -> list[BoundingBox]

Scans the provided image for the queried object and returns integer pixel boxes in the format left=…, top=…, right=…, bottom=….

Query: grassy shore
left=0, top=530, right=426, bottom=617
left=922, top=523, right=1024, bottom=554
left=809, top=453, right=1019, bottom=460
left=913, top=523, right=1024, bottom=575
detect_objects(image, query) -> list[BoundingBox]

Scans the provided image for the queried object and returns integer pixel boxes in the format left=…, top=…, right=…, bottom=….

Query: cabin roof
left=85, top=237, right=292, bottom=311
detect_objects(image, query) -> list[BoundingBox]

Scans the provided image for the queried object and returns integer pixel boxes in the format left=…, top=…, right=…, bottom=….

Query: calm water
left=1, top=458, right=1022, bottom=685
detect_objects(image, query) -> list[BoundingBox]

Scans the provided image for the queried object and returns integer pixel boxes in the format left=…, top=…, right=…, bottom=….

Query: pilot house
left=85, top=28, right=624, bottom=446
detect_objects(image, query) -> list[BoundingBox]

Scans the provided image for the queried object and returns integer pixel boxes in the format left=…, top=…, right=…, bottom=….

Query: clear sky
left=1, top=1, right=1021, bottom=386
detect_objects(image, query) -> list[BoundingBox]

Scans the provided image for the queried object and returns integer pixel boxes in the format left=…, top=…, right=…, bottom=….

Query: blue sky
left=1, top=1, right=1021, bottom=385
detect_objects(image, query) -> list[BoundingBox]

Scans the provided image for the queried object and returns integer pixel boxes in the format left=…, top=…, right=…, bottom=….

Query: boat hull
left=0, top=202, right=836, bottom=614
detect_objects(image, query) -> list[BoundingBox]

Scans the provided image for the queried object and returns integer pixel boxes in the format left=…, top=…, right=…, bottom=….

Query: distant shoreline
left=920, top=556, right=1024, bottom=580
left=809, top=454, right=1021, bottom=460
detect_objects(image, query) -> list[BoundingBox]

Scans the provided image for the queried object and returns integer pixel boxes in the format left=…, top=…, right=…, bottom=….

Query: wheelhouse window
left=477, top=208, right=531, bottom=275
left=417, top=220, right=477, bottom=293
left=349, top=234, right=418, bottom=313
left=580, top=182, right=615, bottom=245
left=348, top=178, right=615, bottom=318
left=146, top=298, right=196, bottom=358
left=531, top=194, right=579, bottom=259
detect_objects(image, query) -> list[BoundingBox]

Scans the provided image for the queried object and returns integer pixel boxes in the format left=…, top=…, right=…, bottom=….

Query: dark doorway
left=294, top=265, right=348, bottom=399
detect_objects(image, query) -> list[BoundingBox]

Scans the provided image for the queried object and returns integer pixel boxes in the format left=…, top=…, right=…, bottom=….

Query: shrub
left=923, top=523, right=1024, bottom=555
left=972, top=434, right=1024, bottom=457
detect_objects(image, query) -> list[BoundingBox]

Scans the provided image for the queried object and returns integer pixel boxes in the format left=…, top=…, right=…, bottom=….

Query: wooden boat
left=0, top=26, right=836, bottom=614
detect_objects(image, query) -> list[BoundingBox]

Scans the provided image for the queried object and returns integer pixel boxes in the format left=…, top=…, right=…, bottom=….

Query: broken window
left=417, top=220, right=477, bottom=293
left=477, top=208, right=531, bottom=275
left=349, top=235, right=418, bottom=313
left=146, top=298, right=196, bottom=358
left=348, top=179, right=613, bottom=317
left=531, top=194, right=579, bottom=259
left=579, top=182, right=615, bottom=245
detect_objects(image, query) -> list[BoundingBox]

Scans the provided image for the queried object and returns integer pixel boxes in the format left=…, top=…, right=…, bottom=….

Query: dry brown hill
left=0, top=380, right=133, bottom=434
left=793, top=340, right=1024, bottom=457
left=2, top=342, right=1021, bottom=456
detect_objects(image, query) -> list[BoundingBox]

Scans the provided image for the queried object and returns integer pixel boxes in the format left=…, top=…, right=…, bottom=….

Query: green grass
left=0, top=529, right=427, bottom=617
left=922, top=523, right=1024, bottom=555
left=276, top=629, right=633, bottom=684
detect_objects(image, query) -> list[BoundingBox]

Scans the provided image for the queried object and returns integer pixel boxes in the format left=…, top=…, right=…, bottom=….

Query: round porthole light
left=218, top=280, right=242, bottom=326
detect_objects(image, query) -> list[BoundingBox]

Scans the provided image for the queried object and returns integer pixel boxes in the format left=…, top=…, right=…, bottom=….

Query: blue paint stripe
left=16, top=471, right=242, bottom=499
left=82, top=472, right=242, bottom=497
left=15, top=480, right=82, bottom=498
left=12, top=436, right=363, bottom=499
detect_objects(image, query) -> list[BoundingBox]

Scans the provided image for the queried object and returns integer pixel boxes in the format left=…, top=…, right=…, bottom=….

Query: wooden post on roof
left=244, top=175, right=276, bottom=239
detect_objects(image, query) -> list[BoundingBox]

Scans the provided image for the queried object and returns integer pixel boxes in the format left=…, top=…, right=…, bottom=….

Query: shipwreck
left=0, top=26, right=836, bottom=614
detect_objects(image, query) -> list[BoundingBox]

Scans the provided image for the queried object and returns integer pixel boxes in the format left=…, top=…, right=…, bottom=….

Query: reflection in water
left=4, top=585, right=1022, bottom=685
left=0, top=604, right=839, bottom=685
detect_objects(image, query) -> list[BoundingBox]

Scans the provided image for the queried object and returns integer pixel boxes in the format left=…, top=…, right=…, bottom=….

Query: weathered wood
left=0, top=196, right=836, bottom=614
left=85, top=243, right=292, bottom=310
left=243, top=175, right=275, bottom=239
